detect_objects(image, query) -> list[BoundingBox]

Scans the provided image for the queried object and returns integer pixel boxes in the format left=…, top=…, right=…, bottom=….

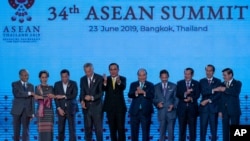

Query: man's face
left=138, top=70, right=147, bottom=82
left=206, top=66, right=214, bottom=78
left=19, top=71, right=29, bottom=82
left=109, top=65, right=119, bottom=77
left=84, top=66, right=93, bottom=78
left=184, top=70, right=193, bottom=81
left=223, top=71, right=232, bottom=82
left=160, top=73, right=169, bottom=84
left=61, top=73, right=69, bottom=84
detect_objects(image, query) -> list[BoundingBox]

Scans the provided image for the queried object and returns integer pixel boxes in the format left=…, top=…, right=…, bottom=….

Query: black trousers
left=84, top=109, right=103, bottom=141
left=130, top=110, right=152, bottom=141
left=13, top=111, right=31, bottom=141
left=58, top=109, right=76, bottom=141
left=200, top=112, right=218, bottom=141
left=178, top=106, right=197, bottom=141
left=222, top=108, right=240, bottom=141
left=107, top=111, right=126, bottom=141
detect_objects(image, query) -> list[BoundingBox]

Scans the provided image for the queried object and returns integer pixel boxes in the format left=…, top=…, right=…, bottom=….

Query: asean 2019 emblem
left=8, top=0, right=35, bottom=23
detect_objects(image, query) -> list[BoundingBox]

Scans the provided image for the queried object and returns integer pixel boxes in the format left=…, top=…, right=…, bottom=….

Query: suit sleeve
left=31, top=85, right=35, bottom=115
left=144, top=83, right=155, bottom=99
left=210, top=80, right=221, bottom=101
left=66, top=81, right=78, bottom=100
left=153, top=85, right=161, bottom=107
left=53, top=83, right=60, bottom=109
left=189, top=81, right=200, bottom=101
left=128, top=83, right=137, bottom=98
left=224, top=81, right=242, bottom=97
left=79, top=78, right=85, bottom=102
left=173, top=86, right=179, bottom=108
left=12, top=82, right=29, bottom=98
left=199, top=80, right=212, bottom=97
left=117, top=77, right=126, bottom=91
left=176, top=82, right=185, bottom=99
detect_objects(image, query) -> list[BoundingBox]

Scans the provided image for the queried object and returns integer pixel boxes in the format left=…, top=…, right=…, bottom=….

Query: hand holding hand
left=81, top=101, right=87, bottom=109
left=186, top=88, right=193, bottom=95
left=56, top=95, right=65, bottom=99
left=168, top=104, right=174, bottom=111
left=157, top=102, right=164, bottom=108
left=184, top=97, right=192, bottom=102
left=200, top=99, right=209, bottom=106
left=84, top=95, right=92, bottom=101
left=58, top=108, right=65, bottom=116
left=47, top=94, right=55, bottom=99
left=103, top=74, right=107, bottom=84
left=34, top=95, right=43, bottom=100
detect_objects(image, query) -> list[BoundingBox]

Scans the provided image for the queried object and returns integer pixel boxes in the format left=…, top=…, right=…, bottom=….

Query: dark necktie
left=89, top=78, right=92, bottom=88
left=208, top=79, right=212, bottom=85
left=23, top=83, right=27, bottom=91
left=163, top=83, right=167, bottom=97
left=186, top=81, right=190, bottom=89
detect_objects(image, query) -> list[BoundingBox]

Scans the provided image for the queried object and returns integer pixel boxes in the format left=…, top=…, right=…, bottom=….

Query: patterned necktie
left=112, top=77, right=116, bottom=89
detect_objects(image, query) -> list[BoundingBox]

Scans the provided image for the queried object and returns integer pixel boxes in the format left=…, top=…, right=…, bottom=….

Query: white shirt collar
left=162, top=82, right=168, bottom=88
left=88, top=74, right=94, bottom=80
left=228, top=79, right=233, bottom=85
left=207, top=77, right=213, bottom=81
left=21, top=81, right=27, bottom=85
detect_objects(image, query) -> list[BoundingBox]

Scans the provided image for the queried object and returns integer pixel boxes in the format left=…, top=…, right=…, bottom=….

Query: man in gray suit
left=153, top=69, right=178, bottom=141
left=79, top=63, right=104, bottom=141
left=11, top=69, right=35, bottom=141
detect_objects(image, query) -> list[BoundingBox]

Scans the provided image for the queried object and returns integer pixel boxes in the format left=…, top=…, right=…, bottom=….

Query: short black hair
left=60, top=69, right=70, bottom=76
left=222, top=68, right=234, bottom=76
left=39, top=70, right=49, bottom=78
left=205, top=64, right=215, bottom=72
left=184, top=67, right=194, bottom=75
left=19, top=69, right=28, bottom=75
left=137, top=68, right=147, bottom=75
left=159, top=69, right=169, bottom=77
left=109, top=63, right=119, bottom=70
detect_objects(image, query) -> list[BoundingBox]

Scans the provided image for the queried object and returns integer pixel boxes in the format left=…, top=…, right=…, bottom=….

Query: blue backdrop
left=0, top=0, right=250, bottom=140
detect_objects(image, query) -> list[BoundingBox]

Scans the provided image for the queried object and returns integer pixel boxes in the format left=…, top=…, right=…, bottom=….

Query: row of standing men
left=11, top=63, right=242, bottom=141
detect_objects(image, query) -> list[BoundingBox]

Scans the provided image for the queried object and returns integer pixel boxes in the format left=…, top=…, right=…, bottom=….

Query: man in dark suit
left=54, top=69, right=79, bottom=141
left=103, top=63, right=127, bottom=141
left=128, top=68, right=154, bottom=141
left=11, top=69, right=35, bottom=141
left=153, top=69, right=178, bottom=141
left=79, top=63, right=103, bottom=141
left=199, top=65, right=221, bottom=141
left=176, top=68, right=200, bottom=141
left=213, top=68, right=242, bottom=141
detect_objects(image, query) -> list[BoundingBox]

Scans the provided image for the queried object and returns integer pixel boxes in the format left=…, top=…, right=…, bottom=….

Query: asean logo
left=8, top=0, right=35, bottom=23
